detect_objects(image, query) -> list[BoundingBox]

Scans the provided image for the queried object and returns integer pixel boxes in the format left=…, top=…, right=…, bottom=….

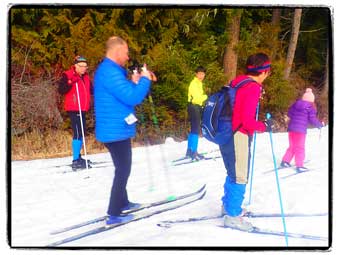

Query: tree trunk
left=271, top=9, right=281, bottom=60
left=223, top=10, right=242, bottom=83
left=272, top=9, right=281, bottom=26
left=322, top=46, right=329, bottom=99
left=317, top=46, right=329, bottom=123
left=284, top=9, right=302, bottom=80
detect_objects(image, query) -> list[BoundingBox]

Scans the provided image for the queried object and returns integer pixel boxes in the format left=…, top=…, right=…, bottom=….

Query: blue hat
left=74, top=55, right=87, bottom=64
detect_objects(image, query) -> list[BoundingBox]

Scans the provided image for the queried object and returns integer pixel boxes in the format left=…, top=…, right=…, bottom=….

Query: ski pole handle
left=264, top=113, right=274, bottom=132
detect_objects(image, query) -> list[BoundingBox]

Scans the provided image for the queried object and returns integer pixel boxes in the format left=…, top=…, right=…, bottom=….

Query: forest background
left=10, top=6, right=331, bottom=160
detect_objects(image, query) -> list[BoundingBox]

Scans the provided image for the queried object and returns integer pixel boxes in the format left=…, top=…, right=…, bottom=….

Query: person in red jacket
left=220, top=53, right=273, bottom=231
left=58, top=55, right=93, bottom=170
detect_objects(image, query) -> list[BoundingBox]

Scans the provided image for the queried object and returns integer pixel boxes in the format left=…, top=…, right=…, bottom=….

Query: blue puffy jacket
left=287, top=99, right=323, bottom=134
left=94, top=58, right=151, bottom=143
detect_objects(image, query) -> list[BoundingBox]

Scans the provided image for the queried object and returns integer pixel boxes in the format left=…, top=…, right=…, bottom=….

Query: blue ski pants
left=187, top=103, right=202, bottom=152
left=219, top=132, right=252, bottom=216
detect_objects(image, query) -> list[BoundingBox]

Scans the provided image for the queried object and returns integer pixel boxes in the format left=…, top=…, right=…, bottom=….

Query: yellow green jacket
left=187, top=77, right=207, bottom=106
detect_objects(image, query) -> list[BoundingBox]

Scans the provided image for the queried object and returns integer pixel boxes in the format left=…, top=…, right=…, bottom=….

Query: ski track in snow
left=10, top=128, right=330, bottom=248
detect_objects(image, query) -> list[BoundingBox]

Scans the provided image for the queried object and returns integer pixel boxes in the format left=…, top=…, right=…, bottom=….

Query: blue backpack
left=201, top=78, right=252, bottom=145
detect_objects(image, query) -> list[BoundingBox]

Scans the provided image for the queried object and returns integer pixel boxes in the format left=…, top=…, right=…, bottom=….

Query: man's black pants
left=104, top=139, right=132, bottom=216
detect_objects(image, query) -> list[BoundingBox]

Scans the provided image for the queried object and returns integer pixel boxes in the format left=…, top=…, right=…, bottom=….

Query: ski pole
left=75, top=82, right=89, bottom=170
left=319, top=127, right=322, bottom=142
left=139, top=109, right=155, bottom=192
left=148, top=94, right=176, bottom=201
left=246, top=103, right=259, bottom=205
left=266, top=112, right=289, bottom=246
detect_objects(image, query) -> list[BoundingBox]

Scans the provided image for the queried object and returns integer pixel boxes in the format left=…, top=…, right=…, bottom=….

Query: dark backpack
left=201, top=78, right=252, bottom=145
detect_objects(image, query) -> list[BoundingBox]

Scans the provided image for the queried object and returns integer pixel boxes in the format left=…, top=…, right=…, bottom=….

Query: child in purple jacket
left=280, top=88, right=324, bottom=172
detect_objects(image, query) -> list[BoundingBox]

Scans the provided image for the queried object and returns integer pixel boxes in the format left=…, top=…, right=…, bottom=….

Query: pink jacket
left=231, top=75, right=266, bottom=135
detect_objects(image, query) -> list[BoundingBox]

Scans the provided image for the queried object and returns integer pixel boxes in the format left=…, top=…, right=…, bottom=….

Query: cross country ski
left=217, top=225, right=327, bottom=241
left=172, top=155, right=221, bottom=166
left=50, top=184, right=205, bottom=235
left=157, top=211, right=328, bottom=226
left=47, top=186, right=206, bottom=246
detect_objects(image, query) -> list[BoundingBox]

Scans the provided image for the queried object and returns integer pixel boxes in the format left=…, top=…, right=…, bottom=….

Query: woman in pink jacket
left=220, top=53, right=272, bottom=231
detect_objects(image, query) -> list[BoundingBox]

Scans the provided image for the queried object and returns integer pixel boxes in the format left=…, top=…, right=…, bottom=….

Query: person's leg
left=222, top=132, right=253, bottom=231
left=219, top=137, right=236, bottom=212
left=68, top=111, right=83, bottom=161
left=186, top=133, right=193, bottom=157
left=72, top=139, right=82, bottom=160
left=186, top=104, right=194, bottom=156
left=105, top=139, right=132, bottom=216
left=78, top=112, right=87, bottom=159
left=293, top=133, right=306, bottom=167
left=223, top=177, right=247, bottom=216
left=281, top=132, right=295, bottom=165
left=188, top=104, right=202, bottom=159
left=73, top=112, right=92, bottom=164
left=227, top=132, right=249, bottom=214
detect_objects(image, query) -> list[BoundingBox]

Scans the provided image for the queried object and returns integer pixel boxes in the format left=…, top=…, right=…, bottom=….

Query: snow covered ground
left=9, top=127, right=330, bottom=250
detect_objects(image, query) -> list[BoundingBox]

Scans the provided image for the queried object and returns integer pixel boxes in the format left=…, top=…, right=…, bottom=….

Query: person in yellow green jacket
left=186, top=66, right=208, bottom=160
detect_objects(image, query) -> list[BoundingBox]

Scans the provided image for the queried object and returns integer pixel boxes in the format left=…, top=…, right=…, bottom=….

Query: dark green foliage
left=10, top=7, right=330, bottom=143
left=263, top=61, right=296, bottom=113
left=295, top=8, right=330, bottom=84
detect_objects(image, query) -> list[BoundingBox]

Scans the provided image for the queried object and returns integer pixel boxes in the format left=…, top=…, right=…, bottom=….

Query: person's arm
left=103, top=71, right=151, bottom=106
left=57, top=74, right=73, bottom=95
left=308, top=106, right=323, bottom=128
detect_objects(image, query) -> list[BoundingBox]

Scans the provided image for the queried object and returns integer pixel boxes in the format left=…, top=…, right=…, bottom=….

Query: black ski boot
left=280, top=161, right=291, bottom=168
left=79, top=154, right=92, bottom=165
left=72, top=158, right=91, bottom=171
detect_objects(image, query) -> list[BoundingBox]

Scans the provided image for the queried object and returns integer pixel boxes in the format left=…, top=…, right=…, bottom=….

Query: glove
left=264, top=119, right=274, bottom=132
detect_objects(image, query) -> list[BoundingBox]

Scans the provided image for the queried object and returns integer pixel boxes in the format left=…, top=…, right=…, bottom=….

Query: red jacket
left=231, top=75, right=266, bottom=136
left=61, top=66, right=91, bottom=111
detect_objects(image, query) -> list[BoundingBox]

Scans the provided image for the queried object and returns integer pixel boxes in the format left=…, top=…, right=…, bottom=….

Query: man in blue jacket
left=94, top=36, right=154, bottom=224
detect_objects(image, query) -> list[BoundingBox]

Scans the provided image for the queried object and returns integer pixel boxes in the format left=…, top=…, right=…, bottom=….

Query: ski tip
left=167, top=195, right=177, bottom=201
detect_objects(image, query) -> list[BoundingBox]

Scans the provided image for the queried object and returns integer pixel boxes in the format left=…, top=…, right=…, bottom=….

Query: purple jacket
left=287, top=99, right=323, bottom=134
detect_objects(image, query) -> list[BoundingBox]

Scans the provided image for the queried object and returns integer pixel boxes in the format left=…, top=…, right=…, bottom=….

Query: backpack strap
left=233, top=77, right=254, bottom=89
left=223, top=77, right=254, bottom=89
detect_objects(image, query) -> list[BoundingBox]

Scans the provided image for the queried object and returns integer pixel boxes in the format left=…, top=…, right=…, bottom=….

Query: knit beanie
left=74, top=55, right=87, bottom=64
left=302, top=88, right=315, bottom=102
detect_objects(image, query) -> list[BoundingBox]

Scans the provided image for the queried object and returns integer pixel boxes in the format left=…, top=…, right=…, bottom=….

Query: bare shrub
left=11, top=73, right=63, bottom=135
